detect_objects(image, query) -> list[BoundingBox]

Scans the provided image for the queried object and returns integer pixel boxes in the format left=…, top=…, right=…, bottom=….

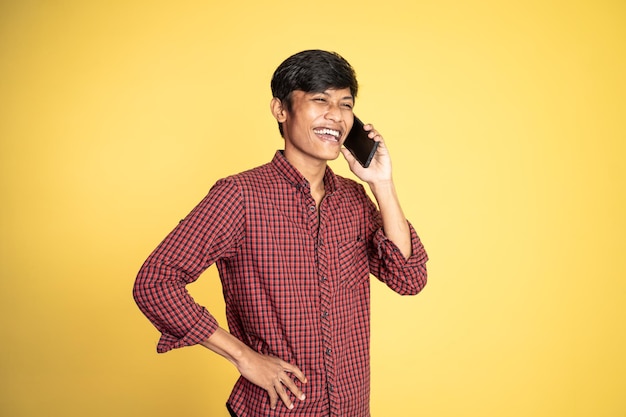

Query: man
left=133, top=49, right=428, bottom=417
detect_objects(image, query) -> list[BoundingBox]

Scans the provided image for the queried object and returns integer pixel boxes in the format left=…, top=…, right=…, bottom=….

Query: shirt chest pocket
left=337, top=237, right=370, bottom=289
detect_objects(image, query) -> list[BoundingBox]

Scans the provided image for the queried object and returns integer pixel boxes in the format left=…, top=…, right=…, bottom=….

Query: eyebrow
left=318, top=91, right=354, bottom=101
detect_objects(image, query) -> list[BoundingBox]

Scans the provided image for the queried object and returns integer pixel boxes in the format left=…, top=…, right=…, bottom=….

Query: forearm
left=200, top=327, right=251, bottom=367
left=369, top=179, right=412, bottom=259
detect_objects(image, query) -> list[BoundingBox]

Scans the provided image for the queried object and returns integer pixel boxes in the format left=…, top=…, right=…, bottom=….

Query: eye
left=341, top=102, right=354, bottom=109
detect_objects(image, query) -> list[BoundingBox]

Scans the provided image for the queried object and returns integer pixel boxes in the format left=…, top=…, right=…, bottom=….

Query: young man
left=133, top=49, right=428, bottom=417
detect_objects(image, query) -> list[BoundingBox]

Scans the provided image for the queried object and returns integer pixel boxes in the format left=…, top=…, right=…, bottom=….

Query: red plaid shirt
left=134, top=151, right=428, bottom=417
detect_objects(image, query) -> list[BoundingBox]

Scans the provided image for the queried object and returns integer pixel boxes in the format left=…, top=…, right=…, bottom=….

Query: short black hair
left=271, top=50, right=358, bottom=136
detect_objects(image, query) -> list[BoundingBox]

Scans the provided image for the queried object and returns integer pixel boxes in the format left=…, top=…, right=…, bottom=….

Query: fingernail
left=289, top=403, right=294, bottom=409
left=300, top=393, right=306, bottom=401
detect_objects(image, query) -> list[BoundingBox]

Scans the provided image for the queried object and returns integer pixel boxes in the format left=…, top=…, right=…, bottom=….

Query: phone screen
left=344, top=116, right=379, bottom=168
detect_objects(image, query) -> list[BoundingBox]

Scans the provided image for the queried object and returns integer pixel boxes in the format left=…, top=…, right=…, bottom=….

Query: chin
left=321, top=150, right=342, bottom=161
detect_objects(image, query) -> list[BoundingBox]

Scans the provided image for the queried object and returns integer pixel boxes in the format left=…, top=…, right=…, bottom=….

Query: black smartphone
left=344, top=116, right=379, bottom=168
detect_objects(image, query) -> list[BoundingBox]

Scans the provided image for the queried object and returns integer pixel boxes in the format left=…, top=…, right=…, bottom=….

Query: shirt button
left=325, top=348, right=332, bottom=355
left=309, top=205, right=316, bottom=212
left=320, top=276, right=327, bottom=282
left=328, top=384, right=334, bottom=392
left=321, top=311, right=329, bottom=319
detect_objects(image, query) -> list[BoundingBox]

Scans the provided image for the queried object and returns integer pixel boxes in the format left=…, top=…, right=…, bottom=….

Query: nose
left=325, top=103, right=342, bottom=122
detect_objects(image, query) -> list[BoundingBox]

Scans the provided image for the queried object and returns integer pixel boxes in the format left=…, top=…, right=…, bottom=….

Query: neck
left=283, top=149, right=327, bottom=191
left=283, top=150, right=327, bottom=208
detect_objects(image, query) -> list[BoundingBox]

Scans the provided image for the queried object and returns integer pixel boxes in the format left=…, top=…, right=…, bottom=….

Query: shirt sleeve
left=133, top=178, right=245, bottom=353
left=370, top=220, right=428, bottom=295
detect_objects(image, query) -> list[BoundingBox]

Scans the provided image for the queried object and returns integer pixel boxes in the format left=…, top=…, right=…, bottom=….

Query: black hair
left=271, top=50, right=358, bottom=136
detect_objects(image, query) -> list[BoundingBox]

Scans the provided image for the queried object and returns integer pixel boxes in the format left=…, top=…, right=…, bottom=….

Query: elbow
left=132, top=272, right=148, bottom=314
left=414, top=273, right=428, bottom=295
left=402, top=266, right=428, bottom=296
left=132, top=266, right=159, bottom=317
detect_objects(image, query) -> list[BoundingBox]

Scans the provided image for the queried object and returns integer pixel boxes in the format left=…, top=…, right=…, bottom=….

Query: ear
left=270, top=97, right=288, bottom=123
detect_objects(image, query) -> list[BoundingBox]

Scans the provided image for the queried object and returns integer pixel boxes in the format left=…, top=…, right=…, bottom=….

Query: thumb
left=341, top=147, right=356, bottom=165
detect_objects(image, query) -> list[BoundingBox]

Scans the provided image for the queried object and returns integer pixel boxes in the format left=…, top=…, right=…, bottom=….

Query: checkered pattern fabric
left=134, top=151, right=428, bottom=417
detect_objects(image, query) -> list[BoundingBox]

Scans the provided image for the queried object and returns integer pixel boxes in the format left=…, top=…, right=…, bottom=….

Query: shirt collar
left=271, top=150, right=338, bottom=195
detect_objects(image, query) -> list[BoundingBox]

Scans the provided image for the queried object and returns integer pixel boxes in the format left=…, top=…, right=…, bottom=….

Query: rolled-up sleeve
left=133, top=179, right=245, bottom=353
left=370, top=221, right=428, bottom=295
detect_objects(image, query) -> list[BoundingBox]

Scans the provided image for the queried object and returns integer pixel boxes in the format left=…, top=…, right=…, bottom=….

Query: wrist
left=201, top=327, right=250, bottom=367
left=368, top=178, right=395, bottom=196
left=231, top=343, right=253, bottom=367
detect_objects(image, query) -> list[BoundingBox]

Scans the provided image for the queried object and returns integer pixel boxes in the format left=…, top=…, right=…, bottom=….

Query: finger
left=341, top=147, right=357, bottom=165
left=268, top=388, right=278, bottom=410
left=275, top=378, right=294, bottom=410
left=283, top=362, right=308, bottom=384
left=280, top=373, right=306, bottom=401
left=369, top=131, right=382, bottom=142
left=362, top=123, right=383, bottom=140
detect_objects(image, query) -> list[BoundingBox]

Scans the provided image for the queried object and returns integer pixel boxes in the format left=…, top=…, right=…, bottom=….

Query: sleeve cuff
left=156, top=308, right=219, bottom=353
left=374, top=221, right=428, bottom=266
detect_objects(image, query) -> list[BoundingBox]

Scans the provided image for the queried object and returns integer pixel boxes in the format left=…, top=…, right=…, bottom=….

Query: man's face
left=279, top=88, right=355, bottom=166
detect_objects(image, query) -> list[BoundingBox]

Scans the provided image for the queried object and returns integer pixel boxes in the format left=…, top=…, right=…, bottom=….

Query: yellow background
left=1, top=1, right=624, bottom=416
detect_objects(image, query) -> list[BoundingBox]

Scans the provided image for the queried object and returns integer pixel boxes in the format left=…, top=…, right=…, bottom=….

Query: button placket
left=315, top=187, right=339, bottom=408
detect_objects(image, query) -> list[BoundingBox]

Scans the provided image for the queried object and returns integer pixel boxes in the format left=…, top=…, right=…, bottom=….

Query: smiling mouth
left=313, top=127, right=342, bottom=142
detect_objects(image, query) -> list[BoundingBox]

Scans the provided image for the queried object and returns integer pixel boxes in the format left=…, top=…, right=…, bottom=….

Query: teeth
left=314, top=128, right=340, bottom=138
